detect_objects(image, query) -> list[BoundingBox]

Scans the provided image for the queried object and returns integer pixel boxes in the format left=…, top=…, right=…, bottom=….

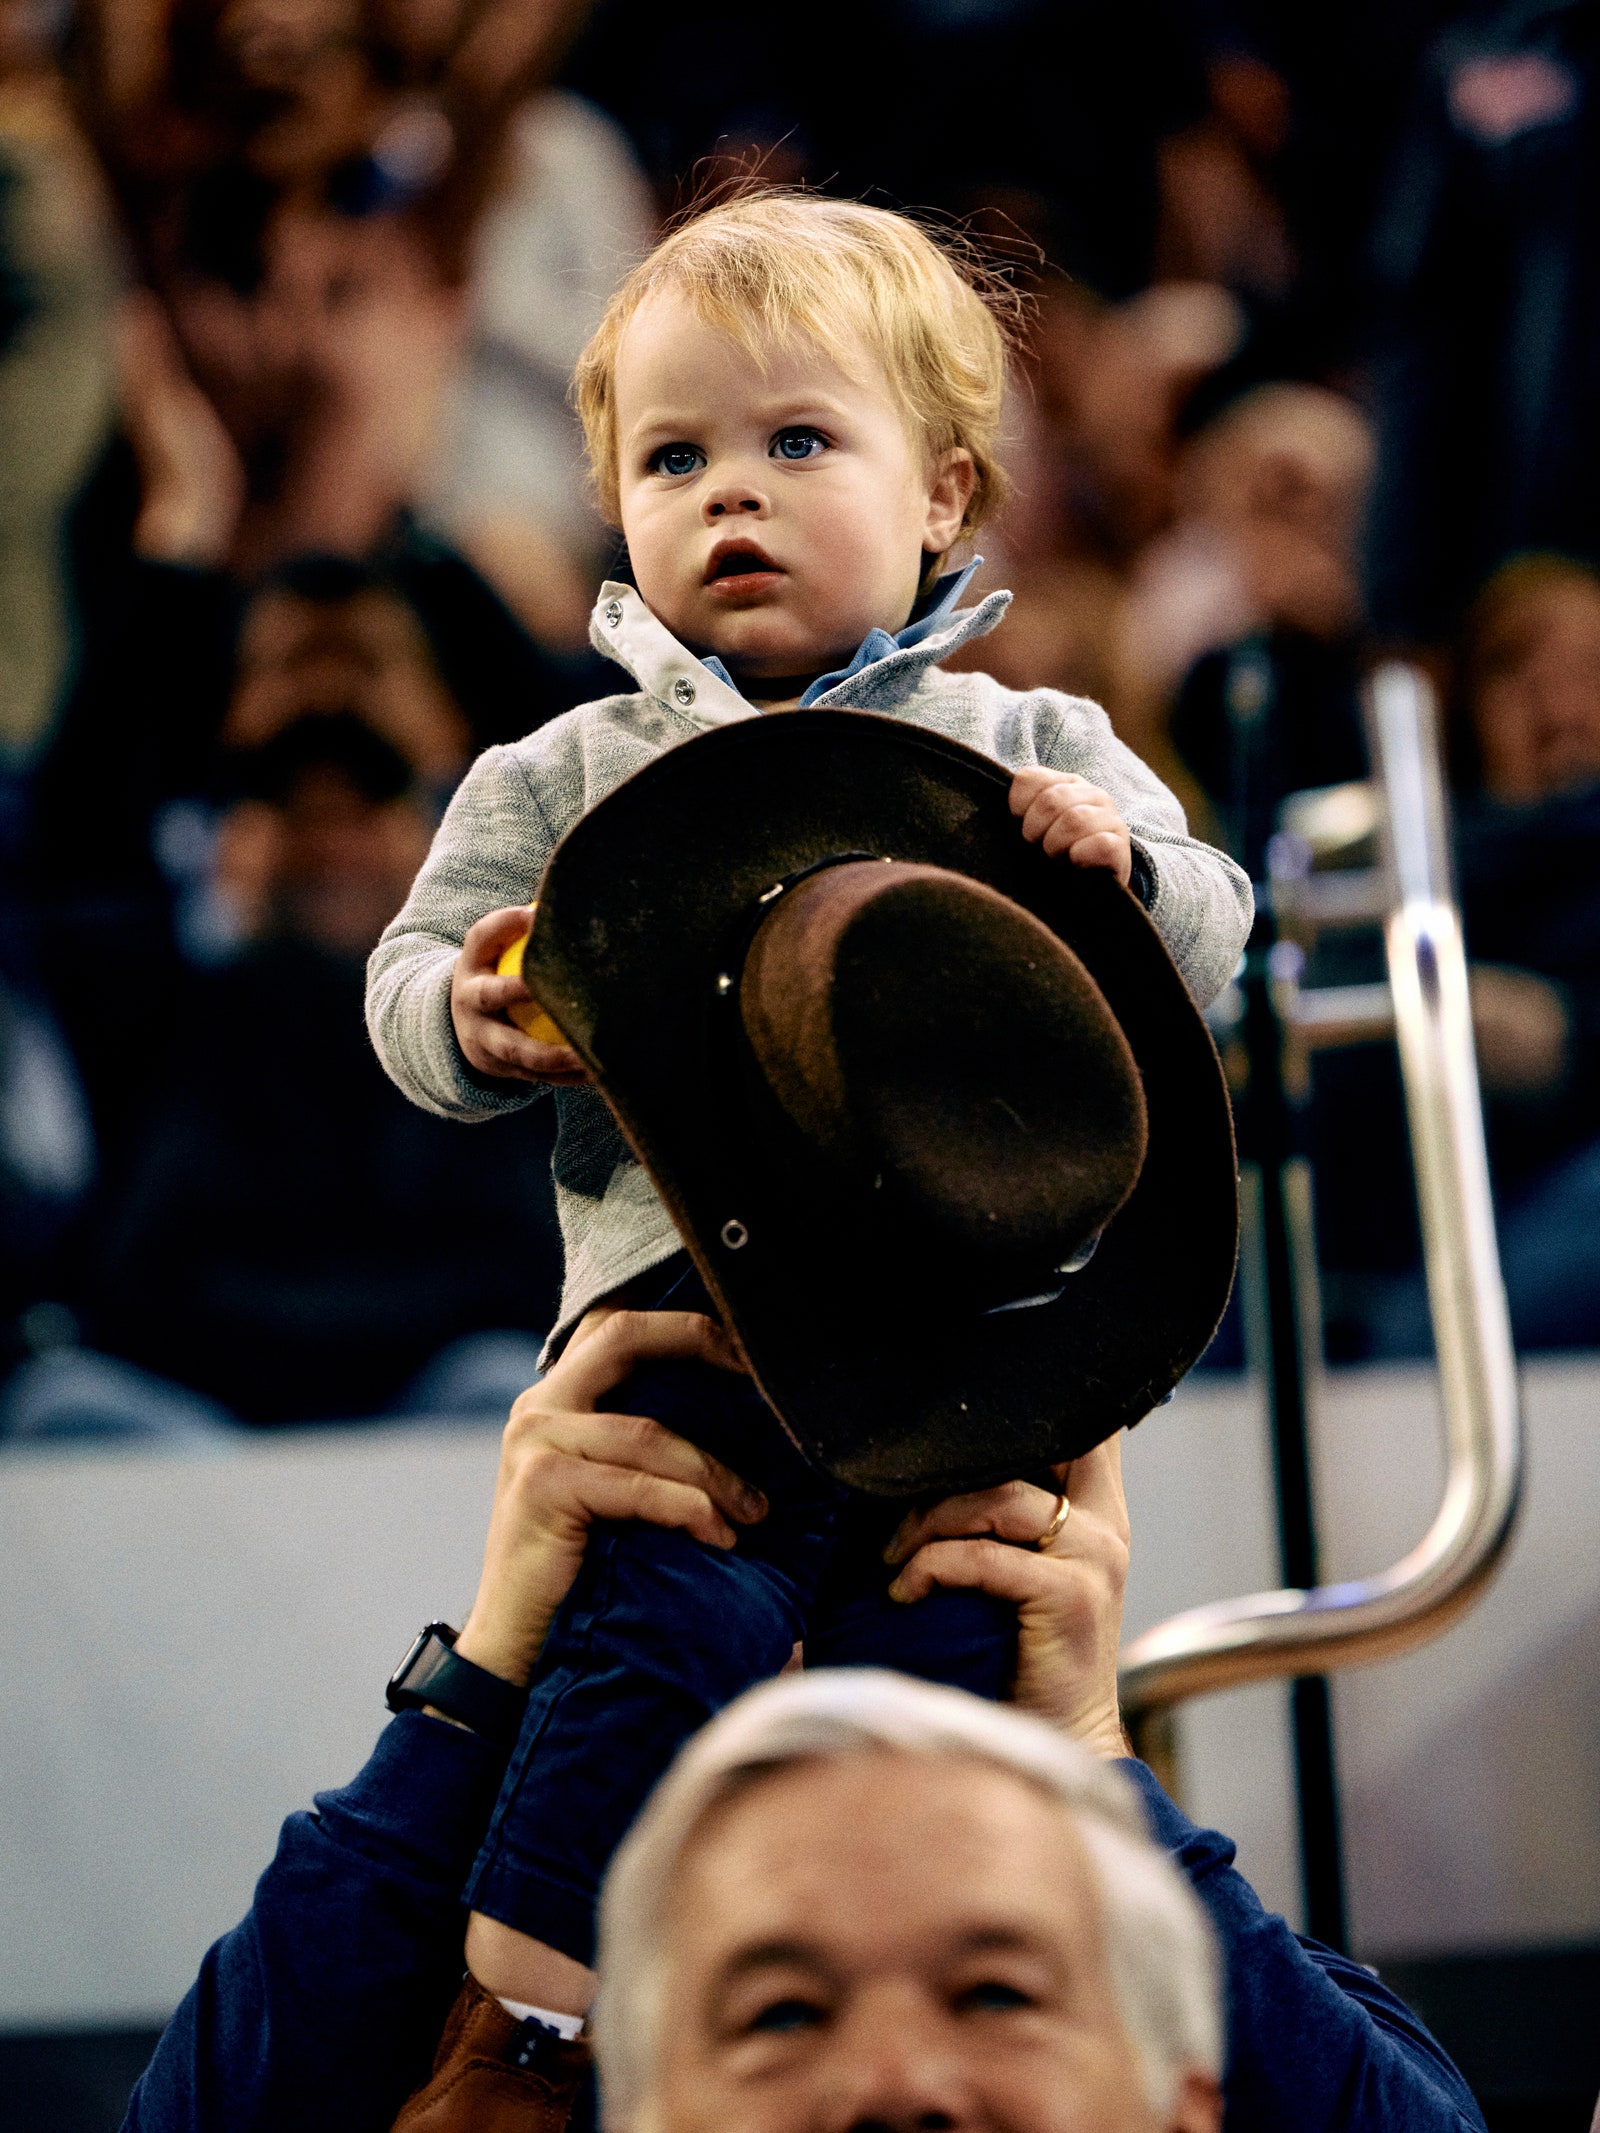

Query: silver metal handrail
left=1119, top=664, right=1523, bottom=1713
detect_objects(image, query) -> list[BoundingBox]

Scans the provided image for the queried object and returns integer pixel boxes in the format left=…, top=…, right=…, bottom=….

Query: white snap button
left=673, top=677, right=696, bottom=706
left=604, top=600, right=622, bottom=627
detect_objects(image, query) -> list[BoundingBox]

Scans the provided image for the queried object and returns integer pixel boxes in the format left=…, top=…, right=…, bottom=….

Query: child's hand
left=451, top=906, right=589, bottom=1085
left=1010, top=769, right=1133, bottom=887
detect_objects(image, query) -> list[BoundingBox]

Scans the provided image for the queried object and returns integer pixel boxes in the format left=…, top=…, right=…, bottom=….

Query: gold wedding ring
left=1035, top=1491, right=1071, bottom=1551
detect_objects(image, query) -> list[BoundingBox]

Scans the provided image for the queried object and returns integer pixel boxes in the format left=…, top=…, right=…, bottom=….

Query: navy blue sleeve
left=1120, top=1761, right=1485, bottom=2132
left=123, top=1713, right=508, bottom=2133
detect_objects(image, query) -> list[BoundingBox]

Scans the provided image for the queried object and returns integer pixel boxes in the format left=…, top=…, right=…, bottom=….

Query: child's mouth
left=705, top=541, right=784, bottom=588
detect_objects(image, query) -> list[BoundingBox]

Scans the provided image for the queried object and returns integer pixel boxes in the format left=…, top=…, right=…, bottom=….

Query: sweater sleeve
left=1031, top=694, right=1253, bottom=1009
left=122, top=1714, right=508, bottom=2133
left=366, top=742, right=563, bottom=1120
left=1119, top=1760, right=1485, bottom=2132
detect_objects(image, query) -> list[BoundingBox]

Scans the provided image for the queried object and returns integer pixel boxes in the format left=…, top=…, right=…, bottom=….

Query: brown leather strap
left=392, top=1975, right=591, bottom=2133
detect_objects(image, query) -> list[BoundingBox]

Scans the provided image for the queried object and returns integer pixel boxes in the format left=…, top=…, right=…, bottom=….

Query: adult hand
left=115, top=290, right=246, bottom=568
left=453, top=1309, right=766, bottom=1690
left=1010, top=768, right=1134, bottom=886
left=882, top=1434, right=1132, bottom=1760
left=451, top=906, right=590, bottom=1085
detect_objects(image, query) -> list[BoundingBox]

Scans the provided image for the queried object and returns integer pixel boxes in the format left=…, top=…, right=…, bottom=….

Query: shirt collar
left=587, top=560, right=1005, bottom=725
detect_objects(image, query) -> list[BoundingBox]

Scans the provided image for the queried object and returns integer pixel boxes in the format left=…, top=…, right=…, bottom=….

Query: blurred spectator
left=1367, top=0, right=1600, bottom=640
left=0, top=0, right=118, bottom=765
left=74, top=0, right=581, bottom=272
left=1457, top=558, right=1600, bottom=1169
left=1062, top=283, right=1250, bottom=570
left=117, top=203, right=467, bottom=575
left=1154, top=381, right=1374, bottom=852
left=222, top=550, right=469, bottom=782
left=965, top=356, right=1372, bottom=843
left=556, top=0, right=1455, bottom=375
left=1170, top=4, right=1464, bottom=376
left=949, top=279, right=1246, bottom=729
left=1137, top=384, right=1371, bottom=683
left=7, top=34, right=606, bottom=1403
left=24, top=524, right=583, bottom=1213
left=1373, top=553, right=1600, bottom=1352
left=420, top=87, right=653, bottom=652
left=1458, top=552, right=1600, bottom=801
left=1124, top=379, right=1380, bottom=1362
left=69, top=0, right=597, bottom=593
left=5, top=709, right=562, bottom=1436
left=1155, top=50, right=1296, bottom=308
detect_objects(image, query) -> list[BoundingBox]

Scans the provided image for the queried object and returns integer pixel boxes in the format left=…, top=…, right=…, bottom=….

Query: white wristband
left=497, top=1997, right=586, bottom=2042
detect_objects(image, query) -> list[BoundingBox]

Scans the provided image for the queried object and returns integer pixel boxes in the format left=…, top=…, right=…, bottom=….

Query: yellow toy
left=496, top=906, right=568, bottom=1044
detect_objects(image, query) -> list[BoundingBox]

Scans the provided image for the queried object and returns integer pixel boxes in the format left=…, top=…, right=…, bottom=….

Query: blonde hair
left=592, top=1670, right=1223, bottom=2127
left=573, top=192, right=1018, bottom=541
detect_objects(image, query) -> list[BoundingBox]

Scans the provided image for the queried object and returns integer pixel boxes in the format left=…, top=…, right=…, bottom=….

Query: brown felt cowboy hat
left=520, top=710, right=1238, bottom=1497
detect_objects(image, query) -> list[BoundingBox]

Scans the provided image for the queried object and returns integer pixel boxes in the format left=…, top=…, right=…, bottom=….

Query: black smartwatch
left=386, top=1621, right=528, bottom=1749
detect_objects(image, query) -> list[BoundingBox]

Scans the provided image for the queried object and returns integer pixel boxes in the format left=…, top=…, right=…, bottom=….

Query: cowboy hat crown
left=520, top=710, right=1237, bottom=1496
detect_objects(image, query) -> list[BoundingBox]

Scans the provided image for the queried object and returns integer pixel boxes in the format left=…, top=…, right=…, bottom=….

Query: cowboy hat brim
left=524, top=710, right=1238, bottom=1496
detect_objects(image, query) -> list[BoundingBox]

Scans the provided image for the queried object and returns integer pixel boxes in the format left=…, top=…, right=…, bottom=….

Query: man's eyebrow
left=949, top=1924, right=1053, bottom=1956
left=715, top=1923, right=1054, bottom=1984
left=714, top=1938, right=825, bottom=1981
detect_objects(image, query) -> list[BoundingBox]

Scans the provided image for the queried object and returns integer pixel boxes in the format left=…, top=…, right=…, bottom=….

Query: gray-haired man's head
left=592, top=1669, right=1223, bottom=2133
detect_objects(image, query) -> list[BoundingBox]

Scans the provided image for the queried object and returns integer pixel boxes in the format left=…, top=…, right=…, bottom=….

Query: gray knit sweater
left=367, top=580, right=1253, bottom=1339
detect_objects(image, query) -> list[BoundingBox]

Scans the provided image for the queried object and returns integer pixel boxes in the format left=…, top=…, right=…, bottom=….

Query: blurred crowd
left=4, top=0, right=1600, bottom=1434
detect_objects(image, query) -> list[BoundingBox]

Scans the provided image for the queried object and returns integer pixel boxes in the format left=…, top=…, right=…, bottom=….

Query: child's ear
left=924, top=447, right=978, bottom=554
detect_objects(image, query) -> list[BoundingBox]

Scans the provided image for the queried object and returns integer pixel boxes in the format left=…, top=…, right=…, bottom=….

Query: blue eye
left=771, top=428, right=827, bottom=462
left=651, top=443, right=704, bottom=478
left=748, top=1997, right=824, bottom=2034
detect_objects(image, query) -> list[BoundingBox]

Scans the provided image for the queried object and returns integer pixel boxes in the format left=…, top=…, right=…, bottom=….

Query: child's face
left=613, top=292, right=973, bottom=685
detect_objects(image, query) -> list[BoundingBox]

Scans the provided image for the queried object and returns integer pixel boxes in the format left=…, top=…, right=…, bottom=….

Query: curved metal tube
left=1120, top=664, right=1523, bottom=1713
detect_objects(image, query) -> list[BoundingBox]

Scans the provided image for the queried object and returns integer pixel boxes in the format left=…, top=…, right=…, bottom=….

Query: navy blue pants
left=463, top=1257, right=1016, bottom=1961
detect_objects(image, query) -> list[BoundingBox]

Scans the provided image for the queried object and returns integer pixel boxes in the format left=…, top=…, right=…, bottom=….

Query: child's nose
left=702, top=473, right=769, bottom=521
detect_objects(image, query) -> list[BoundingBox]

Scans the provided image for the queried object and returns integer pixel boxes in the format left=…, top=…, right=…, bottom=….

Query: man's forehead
left=668, top=1751, right=1101, bottom=1947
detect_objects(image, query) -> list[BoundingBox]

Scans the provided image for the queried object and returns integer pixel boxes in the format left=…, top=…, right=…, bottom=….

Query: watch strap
left=387, top=1621, right=528, bottom=1749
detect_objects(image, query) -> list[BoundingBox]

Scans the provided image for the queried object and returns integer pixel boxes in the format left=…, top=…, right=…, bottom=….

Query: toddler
left=367, top=193, right=1251, bottom=2020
